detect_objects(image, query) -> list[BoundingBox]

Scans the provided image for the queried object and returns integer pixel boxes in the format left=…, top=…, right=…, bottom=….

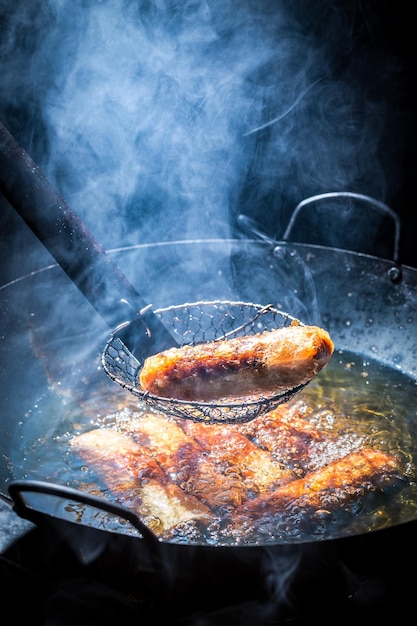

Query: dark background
left=0, top=4, right=416, bottom=622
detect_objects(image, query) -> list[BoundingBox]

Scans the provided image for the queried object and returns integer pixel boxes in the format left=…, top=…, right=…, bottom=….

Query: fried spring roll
left=139, top=322, right=334, bottom=402
left=182, top=420, right=295, bottom=494
left=246, top=402, right=366, bottom=474
left=240, top=402, right=331, bottom=474
left=240, top=400, right=324, bottom=439
left=70, top=428, right=213, bottom=537
left=234, top=448, right=403, bottom=520
left=129, top=413, right=247, bottom=508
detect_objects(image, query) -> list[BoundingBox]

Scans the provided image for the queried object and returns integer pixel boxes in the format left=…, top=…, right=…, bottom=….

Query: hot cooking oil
left=15, top=348, right=417, bottom=546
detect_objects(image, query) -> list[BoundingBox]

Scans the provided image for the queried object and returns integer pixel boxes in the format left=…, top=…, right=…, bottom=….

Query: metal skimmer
left=102, top=300, right=308, bottom=424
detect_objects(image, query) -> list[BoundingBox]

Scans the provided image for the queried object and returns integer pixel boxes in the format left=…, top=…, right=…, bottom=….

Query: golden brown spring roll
left=240, top=402, right=330, bottom=475
left=234, top=448, right=403, bottom=521
left=182, top=420, right=295, bottom=494
left=129, top=413, right=247, bottom=508
left=139, top=322, right=334, bottom=402
left=70, top=428, right=213, bottom=538
left=243, top=402, right=366, bottom=474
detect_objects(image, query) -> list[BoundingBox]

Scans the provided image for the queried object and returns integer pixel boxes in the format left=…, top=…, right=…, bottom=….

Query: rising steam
left=0, top=0, right=404, bottom=251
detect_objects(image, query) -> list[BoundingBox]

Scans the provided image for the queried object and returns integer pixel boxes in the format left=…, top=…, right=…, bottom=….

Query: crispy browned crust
left=234, top=448, right=402, bottom=520
left=139, top=322, right=334, bottom=402
left=129, top=413, right=248, bottom=508
left=70, top=428, right=214, bottom=536
left=237, top=402, right=333, bottom=475
left=182, top=420, right=295, bottom=493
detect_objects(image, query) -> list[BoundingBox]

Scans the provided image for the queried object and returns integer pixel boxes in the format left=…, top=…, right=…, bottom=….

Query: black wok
left=1, top=193, right=417, bottom=619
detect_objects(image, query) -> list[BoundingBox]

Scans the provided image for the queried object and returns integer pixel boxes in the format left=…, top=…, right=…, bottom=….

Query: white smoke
left=0, top=1, right=406, bottom=255
left=33, top=0, right=293, bottom=246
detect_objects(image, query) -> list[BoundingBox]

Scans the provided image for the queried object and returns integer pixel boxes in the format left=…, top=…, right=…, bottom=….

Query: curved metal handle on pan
left=238, top=191, right=402, bottom=282
left=0, top=121, right=177, bottom=358
left=7, top=479, right=159, bottom=545
left=282, top=191, right=401, bottom=264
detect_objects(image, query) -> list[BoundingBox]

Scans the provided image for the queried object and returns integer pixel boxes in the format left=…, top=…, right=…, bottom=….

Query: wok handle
left=282, top=192, right=401, bottom=264
left=7, top=479, right=159, bottom=545
left=0, top=121, right=176, bottom=353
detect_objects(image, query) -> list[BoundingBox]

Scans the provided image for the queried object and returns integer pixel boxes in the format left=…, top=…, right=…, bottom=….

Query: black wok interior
left=1, top=1, right=417, bottom=624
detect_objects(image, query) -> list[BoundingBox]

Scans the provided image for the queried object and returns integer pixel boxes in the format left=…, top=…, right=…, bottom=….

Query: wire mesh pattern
left=102, top=300, right=307, bottom=423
